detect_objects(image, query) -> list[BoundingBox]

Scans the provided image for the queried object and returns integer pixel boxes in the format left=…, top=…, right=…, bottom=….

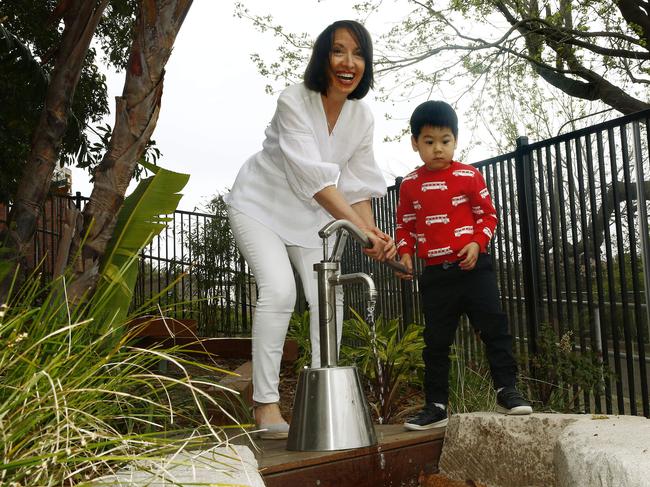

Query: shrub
left=448, top=344, right=496, bottom=414
left=340, top=309, right=424, bottom=422
left=287, top=310, right=312, bottom=372
left=522, top=323, right=608, bottom=412
left=0, top=271, right=242, bottom=485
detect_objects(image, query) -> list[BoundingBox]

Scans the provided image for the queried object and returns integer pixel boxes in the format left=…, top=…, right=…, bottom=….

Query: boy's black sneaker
left=404, top=404, right=448, bottom=431
left=496, top=387, right=533, bottom=415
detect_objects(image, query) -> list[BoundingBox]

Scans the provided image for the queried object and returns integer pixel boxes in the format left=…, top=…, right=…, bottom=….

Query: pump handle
left=318, top=219, right=411, bottom=275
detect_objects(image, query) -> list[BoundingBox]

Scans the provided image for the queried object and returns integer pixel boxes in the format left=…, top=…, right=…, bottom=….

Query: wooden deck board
left=245, top=424, right=445, bottom=486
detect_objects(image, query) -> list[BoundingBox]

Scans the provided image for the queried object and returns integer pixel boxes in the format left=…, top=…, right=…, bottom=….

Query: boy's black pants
left=419, top=253, right=517, bottom=405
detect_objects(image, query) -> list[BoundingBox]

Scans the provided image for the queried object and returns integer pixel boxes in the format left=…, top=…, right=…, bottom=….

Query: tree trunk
left=575, top=180, right=650, bottom=255
left=67, top=0, right=193, bottom=302
left=0, top=0, right=109, bottom=300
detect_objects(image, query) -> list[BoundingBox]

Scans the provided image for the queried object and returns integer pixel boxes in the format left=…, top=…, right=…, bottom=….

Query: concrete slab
left=91, top=444, right=264, bottom=486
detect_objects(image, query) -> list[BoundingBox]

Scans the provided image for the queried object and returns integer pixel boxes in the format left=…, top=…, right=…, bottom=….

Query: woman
left=225, top=20, right=395, bottom=439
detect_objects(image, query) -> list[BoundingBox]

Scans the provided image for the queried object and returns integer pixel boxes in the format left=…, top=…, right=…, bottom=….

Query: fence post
left=394, top=176, right=414, bottom=327
left=514, top=136, right=540, bottom=357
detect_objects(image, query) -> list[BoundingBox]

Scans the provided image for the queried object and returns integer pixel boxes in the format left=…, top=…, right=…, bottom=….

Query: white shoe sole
left=255, top=422, right=290, bottom=440
left=497, top=405, right=533, bottom=415
left=257, top=431, right=289, bottom=440
left=404, top=418, right=448, bottom=431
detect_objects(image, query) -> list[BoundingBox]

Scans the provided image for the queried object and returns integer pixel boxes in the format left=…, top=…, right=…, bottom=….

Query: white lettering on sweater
left=453, top=169, right=475, bottom=177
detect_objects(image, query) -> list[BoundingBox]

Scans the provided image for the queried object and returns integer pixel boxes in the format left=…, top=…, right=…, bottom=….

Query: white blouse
left=225, top=83, right=386, bottom=248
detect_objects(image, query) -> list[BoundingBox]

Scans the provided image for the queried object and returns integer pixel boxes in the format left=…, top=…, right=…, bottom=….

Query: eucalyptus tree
left=0, top=0, right=137, bottom=204
left=370, top=0, right=650, bottom=114
left=236, top=0, right=650, bottom=136
left=0, top=0, right=194, bottom=306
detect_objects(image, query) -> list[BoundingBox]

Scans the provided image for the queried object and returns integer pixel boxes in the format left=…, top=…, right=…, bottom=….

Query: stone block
left=439, top=412, right=583, bottom=487
left=554, top=415, right=650, bottom=487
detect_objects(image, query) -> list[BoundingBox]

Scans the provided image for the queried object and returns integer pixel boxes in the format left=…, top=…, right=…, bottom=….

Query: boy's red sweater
left=395, top=161, right=497, bottom=266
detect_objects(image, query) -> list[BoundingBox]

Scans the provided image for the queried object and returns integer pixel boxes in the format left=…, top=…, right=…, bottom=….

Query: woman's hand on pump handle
left=363, top=228, right=397, bottom=262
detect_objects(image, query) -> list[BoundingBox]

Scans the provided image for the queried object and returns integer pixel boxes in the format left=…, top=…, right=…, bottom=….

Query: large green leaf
left=93, top=161, right=189, bottom=327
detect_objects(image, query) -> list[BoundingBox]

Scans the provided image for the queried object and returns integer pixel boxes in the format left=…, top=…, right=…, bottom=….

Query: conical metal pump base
left=287, top=366, right=377, bottom=451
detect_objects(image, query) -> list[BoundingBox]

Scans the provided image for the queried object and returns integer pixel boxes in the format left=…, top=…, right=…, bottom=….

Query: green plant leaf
left=93, top=162, right=189, bottom=327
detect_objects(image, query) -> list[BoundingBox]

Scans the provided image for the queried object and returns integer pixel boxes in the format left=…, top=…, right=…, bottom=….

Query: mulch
left=168, top=356, right=423, bottom=424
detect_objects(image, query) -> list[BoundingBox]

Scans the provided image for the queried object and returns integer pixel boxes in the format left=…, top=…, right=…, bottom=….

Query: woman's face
left=326, top=28, right=365, bottom=98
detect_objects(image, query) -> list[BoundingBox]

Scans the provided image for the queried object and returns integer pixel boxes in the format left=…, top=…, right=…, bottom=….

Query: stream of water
left=366, top=297, right=387, bottom=424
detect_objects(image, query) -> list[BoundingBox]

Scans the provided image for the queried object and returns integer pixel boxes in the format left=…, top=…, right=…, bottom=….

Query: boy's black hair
left=304, top=20, right=374, bottom=100
left=409, top=100, right=458, bottom=139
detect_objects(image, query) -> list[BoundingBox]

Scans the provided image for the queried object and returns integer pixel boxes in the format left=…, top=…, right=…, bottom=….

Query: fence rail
left=3, top=109, right=650, bottom=417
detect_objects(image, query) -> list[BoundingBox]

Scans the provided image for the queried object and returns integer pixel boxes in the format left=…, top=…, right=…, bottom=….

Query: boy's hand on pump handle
left=396, top=254, right=414, bottom=280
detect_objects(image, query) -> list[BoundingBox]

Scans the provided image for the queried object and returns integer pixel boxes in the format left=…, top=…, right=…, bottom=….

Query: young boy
left=395, top=100, right=532, bottom=430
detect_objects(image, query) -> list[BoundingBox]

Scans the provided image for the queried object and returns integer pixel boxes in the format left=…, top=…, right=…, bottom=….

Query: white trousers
left=228, top=207, right=343, bottom=403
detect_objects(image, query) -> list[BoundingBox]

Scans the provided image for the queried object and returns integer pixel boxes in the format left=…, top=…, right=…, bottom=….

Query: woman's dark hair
left=409, top=100, right=459, bottom=139
left=304, top=20, right=374, bottom=100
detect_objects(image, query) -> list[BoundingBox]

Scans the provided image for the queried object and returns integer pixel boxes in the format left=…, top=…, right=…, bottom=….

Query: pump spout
left=333, top=272, right=377, bottom=302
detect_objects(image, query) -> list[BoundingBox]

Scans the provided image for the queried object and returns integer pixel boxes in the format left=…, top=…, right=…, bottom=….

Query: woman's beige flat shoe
left=256, top=422, right=290, bottom=440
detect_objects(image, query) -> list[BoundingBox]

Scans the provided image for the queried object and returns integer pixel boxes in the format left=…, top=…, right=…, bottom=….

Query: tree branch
left=68, top=0, right=194, bottom=302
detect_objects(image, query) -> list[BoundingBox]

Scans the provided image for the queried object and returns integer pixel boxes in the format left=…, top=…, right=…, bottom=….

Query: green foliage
left=186, top=194, right=238, bottom=287
left=183, top=193, right=252, bottom=334
left=0, top=21, right=50, bottom=203
left=287, top=310, right=312, bottom=372
left=448, top=345, right=497, bottom=414
left=94, top=162, right=189, bottom=331
left=522, top=324, right=608, bottom=412
left=0, top=268, right=240, bottom=485
left=0, top=1, right=155, bottom=204
left=78, top=123, right=162, bottom=182
left=340, top=309, right=424, bottom=422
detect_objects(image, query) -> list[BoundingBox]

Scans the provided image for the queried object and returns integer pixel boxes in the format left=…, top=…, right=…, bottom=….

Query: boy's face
left=411, top=125, right=457, bottom=171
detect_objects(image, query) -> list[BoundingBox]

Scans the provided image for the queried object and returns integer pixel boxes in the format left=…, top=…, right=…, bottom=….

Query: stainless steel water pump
left=286, top=219, right=406, bottom=452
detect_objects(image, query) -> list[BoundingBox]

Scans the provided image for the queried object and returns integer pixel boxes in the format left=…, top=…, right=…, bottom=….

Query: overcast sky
left=70, top=0, right=469, bottom=211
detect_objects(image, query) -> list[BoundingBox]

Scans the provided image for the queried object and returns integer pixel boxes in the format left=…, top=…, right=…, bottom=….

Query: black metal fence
left=343, top=109, right=650, bottom=417
left=0, top=192, right=87, bottom=275
left=132, top=206, right=255, bottom=337
left=4, top=109, right=649, bottom=417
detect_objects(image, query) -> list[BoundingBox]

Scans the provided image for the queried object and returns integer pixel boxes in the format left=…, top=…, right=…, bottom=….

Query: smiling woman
left=223, top=19, right=396, bottom=439
left=303, top=22, right=372, bottom=135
